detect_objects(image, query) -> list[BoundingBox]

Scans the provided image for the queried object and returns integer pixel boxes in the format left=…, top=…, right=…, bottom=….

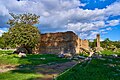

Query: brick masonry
left=33, top=31, right=89, bottom=54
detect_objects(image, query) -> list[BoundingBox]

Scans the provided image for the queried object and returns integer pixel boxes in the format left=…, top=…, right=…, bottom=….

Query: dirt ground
left=0, top=61, right=77, bottom=80
left=35, top=61, right=77, bottom=80
left=0, top=65, right=16, bottom=73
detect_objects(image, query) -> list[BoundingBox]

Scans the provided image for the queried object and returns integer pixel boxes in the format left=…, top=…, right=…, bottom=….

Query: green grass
left=0, top=71, right=43, bottom=80
left=0, top=50, right=68, bottom=66
left=56, top=57, right=120, bottom=80
left=101, top=49, right=120, bottom=55
left=0, top=50, right=69, bottom=80
left=79, top=53, right=89, bottom=57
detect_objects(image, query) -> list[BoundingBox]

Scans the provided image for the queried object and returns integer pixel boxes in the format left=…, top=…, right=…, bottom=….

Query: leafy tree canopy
left=89, top=39, right=97, bottom=48
left=0, top=37, right=5, bottom=48
left=2, top=13, right=40, bottom=50
left=103, top=38, right=111, bottom=43
left=8, top=13, right=40, bottom=26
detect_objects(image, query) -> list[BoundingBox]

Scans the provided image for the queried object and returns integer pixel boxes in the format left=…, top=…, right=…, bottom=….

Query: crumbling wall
left=34, top=31, right=89, bottom=54
left=40, top=31, right=78, bottom=54
left=81, top=39, right=89, bottom=50
left=75, top=38, right=89, bottom=54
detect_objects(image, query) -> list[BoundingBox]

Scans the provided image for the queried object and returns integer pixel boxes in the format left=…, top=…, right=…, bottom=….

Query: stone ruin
left=95, top=34, right=103, bottom=51
left=33, top=31, right=89, bottom=55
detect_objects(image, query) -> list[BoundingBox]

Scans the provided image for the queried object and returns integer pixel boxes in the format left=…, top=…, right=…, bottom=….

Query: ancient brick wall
left=34, top=31, right=89, bottom=54
left=40, top=31, right=77, bottom=54
left=81, top=39, right=89, bottom=50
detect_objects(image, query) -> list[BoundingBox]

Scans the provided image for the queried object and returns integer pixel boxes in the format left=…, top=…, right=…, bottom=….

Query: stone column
left=96, top=34, right=103, bottom=51
left=97, top=34, right=100, bottom=47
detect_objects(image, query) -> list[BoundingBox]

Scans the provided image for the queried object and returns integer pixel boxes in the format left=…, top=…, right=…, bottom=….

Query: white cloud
left=0, top=3, right=9, bottom=16
left=105, top=1, right=120, bottom=16
left=85, top=31, right=99, bottom=39
left=0, top=0, right=120, bottom=39
left=0, top=28, right=7, bottom=36
left=66, top=21, right=105, bottom=32
left=106, top=20, right=120, bottom=26
left=106, top=27, right=112, bottom=30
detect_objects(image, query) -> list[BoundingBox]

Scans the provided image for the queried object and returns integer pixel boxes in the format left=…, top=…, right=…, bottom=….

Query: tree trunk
left=25, top=47, right=32, bottom=54
left=16, top=45, right=32, bottom=54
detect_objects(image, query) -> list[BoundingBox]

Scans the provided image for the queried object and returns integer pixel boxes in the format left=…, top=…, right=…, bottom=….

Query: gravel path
left=35, top=61, right=77, bottom=80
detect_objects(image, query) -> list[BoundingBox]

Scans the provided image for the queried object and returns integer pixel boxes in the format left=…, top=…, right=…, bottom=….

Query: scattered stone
left=89, top=52, right=94, bottom=57
left=14, top=47, right=28, bottom=54
left=64, top=53, right=72, bottom=58
left=92, top=53, right=102, bottom=58
left=58, top=53, right=72, bottom=59
left=40, top=58, right=46, bottom=60
left=18, top=52, right=27, bottom=57
left=85, top=57, right=92, bottom=61
left=109, top=64, right=115, bottom=67
left=111, top=54, right=118, bottom=57
left=99, top=58, right=106, bottom=60
left=73, top=55, right=85, bottom=59
left=19, top=65, right=23, bottom=68
left=58, top=54, right=64, bottom=58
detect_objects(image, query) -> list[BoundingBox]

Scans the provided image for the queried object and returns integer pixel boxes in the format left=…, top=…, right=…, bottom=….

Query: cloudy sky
left=0, top=0, right=120, bottom=41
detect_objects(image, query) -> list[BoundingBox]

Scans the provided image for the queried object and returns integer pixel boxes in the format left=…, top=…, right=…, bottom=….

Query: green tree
left=8, top=13, right=40, bottom=26
left=102, top=38, right=111, bottom=48
left=104, top=38, right=111, bottom=43
left=0, top=37, right=5, bottom=48
left=113, top=41, right=120, bottom=48
left=2, top=13, right=40, bottom=53
left=89, top=39, right=97, bottom=48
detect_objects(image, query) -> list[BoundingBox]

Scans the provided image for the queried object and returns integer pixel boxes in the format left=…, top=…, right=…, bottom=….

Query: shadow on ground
left=4, top=54, right=76, bottom=80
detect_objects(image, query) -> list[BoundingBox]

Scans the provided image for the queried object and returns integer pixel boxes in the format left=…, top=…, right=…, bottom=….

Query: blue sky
left=80, top=0, right=116, bottom=9
left=0, top=0, right=120, bottom=41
